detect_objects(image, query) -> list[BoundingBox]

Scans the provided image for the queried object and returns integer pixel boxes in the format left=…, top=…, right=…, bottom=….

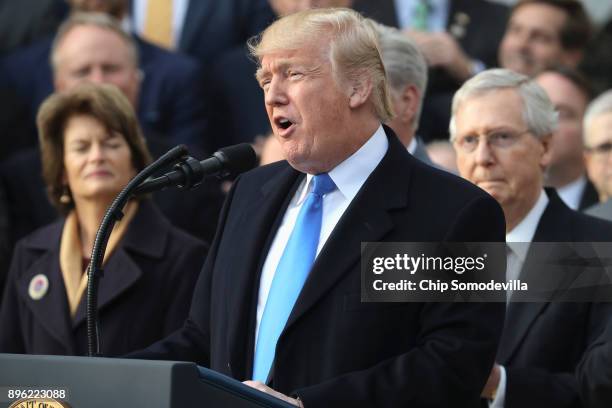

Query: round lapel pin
left=28, top=274, right=49, bottom=300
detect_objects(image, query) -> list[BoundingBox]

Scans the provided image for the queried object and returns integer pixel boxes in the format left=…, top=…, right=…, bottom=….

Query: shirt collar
left=296, top=125, right=388, bottom=205
left=556, top=175, right=587, bottom=211
left=506, top=189, right=549, bottom=260
left=407, top=137, right=417, bottom=155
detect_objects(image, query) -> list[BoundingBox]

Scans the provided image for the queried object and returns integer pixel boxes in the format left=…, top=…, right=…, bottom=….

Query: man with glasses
left=584, top=90, right=612, bottom=222
left=451, top=68, right=612, bottom=407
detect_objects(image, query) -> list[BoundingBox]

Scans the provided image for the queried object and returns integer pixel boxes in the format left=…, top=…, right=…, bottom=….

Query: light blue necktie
left=253, top=173, right=337, bottom=382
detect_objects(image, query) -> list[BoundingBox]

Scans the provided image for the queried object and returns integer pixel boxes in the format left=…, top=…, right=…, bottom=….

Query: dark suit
left=175, top=0, right=275, bottom=64
left=0, top=0, right=67, bottom=54
left=352, top=0, right=509, bottom=141
left=412, top=136, right=433, bottom=165
left=207, top=46, right=270, bottom=150
left=577, top=317, right=612, bottom=408
left=578, top=179, right=599, bottom=211
left=0, top=201, right=207, bottom=356
left=0, top=34, right=211, bottom=153
left=130, top=128, right=506, bottom=406
left=0, top=181, right=9, bottom=301
left=585, top=199, right=612, bottom=222
left=497, top=189, right=612, bottom=407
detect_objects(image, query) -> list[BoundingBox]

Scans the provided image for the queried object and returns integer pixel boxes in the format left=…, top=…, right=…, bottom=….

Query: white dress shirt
left=556, top=175, right=587, bottom=211
left=407, top=137, right=417, bottom=155
left=133, top=0, right=189, bottom=47
left=491, top=190, right=549, bottom=408
left=254, top=125, right=389, bottom=346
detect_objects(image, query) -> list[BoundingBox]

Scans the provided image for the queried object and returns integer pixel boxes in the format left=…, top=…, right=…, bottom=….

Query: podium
left=0, top=354, right=294, bottom=408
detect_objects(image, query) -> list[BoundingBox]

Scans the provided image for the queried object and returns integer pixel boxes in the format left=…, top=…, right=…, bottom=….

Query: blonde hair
left=248, top=8, right=393, bottom=122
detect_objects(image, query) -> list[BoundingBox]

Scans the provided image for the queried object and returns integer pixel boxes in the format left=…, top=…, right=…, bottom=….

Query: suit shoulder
left=240, top=160, right=292, bottom=183
left=16, top=218, right=63, bottom=251
left=136, top=36, right=202, bottom=74
left=571, top=210, right=612, bottom=241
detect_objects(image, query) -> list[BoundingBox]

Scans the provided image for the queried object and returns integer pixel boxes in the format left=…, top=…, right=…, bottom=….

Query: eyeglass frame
left=452, top=128, right=534, bottom=153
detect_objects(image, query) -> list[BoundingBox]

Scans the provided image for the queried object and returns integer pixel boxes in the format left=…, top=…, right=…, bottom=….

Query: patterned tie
left=143, top=0, right=174, bottom=49
left=413, top=0, right=430, bottom=31
left=253, top=173, right=337, bottom=382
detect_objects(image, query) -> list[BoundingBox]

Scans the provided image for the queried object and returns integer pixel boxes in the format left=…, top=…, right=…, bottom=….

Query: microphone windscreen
left=216, top=143, right=257, bottom=176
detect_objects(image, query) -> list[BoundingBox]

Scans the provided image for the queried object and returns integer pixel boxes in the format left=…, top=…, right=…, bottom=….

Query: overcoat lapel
left=72, top=202, right=166, bottom=328
left=225, top=165, right=303, bottom=379
left=16, top=221, right=75, bottom=354
left=283, top=134, right=412, bottom=340
left=498, top=190, right=571, bottom=363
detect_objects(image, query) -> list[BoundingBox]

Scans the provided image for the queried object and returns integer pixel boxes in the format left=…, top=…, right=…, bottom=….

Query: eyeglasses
left=453, top=129, right=531, bottom=153
left=585, top=141, right=612, bottom=157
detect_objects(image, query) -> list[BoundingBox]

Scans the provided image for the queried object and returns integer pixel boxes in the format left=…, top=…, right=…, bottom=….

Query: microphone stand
left=86, top=145, right=188, bottom=357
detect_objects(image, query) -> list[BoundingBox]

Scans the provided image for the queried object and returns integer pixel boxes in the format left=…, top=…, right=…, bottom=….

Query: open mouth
left=275, top=117, right=294, bottom=131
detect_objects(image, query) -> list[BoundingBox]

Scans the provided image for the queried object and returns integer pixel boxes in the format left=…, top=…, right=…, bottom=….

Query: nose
left=510, top=30, right=531, bottom=53
left=474, top=137, right=495, bottom=166
left=264, top=76, right=288, bottom=107
left=88, top=67, right=105, bottom=84
left=88, top=142, right=106, bottom=162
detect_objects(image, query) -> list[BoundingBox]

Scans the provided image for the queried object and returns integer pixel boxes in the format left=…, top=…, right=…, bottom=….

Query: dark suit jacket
left=175, top=0, right=275, bottom=64
left=578, top=317, right=612, bottom=408
left=585, top=199, right=612, bottom=222
left=497, top=189, right=612, bottom=408
left=352, top=0, right=509, bottom=141
left=0, top=0, right=67, bottom=54
left=130, top=128, right=506, bottom=407
left=0, top=201, right=207, bottom=356
left=578, top=179, right=599, bottom=211
left=206, top=46, right=269, bottom=151
left=0, top=34, right=211, bottom=153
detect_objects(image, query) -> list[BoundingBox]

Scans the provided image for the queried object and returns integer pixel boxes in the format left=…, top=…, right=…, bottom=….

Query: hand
left=243, top=381, right=303, bottom=407
left=481, top=363, right=501, bottom=399
left=404, top=30, right=474, bottom=81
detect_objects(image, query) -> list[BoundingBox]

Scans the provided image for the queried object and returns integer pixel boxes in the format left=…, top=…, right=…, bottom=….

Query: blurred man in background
left=583, top=90, right=612, bottom=221
left=535, top=66, right=597, bottom=210
left=498, top=0, right=591, bottom=77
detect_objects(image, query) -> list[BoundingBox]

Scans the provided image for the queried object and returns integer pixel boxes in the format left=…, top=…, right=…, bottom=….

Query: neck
left=299, top=116, right=380, bottom=174
left=398, top=127, right=416, bottom=149
left=73, top=198, right=113, bottom=258
left=545, top=162, right=585, bottom=189
left=504, top=189, right=542, bottom=234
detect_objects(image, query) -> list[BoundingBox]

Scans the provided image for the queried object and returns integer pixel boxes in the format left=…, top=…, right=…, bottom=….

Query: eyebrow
left=255, top=59, right=323, bottom=83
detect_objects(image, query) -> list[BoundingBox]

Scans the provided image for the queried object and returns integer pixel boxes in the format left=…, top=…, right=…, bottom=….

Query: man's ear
left=540, top=133, right=553, bottom=168
left=398, top=84, right=421, bottom=125
left=348, top=75, right=373, bottom=109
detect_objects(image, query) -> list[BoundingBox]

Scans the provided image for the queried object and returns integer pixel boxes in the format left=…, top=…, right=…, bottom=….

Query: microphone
left=133, top=143, right=256, bottom=195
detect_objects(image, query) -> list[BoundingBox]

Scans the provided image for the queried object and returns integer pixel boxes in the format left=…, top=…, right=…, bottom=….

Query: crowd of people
left=1, top=0, right=612, bottom=407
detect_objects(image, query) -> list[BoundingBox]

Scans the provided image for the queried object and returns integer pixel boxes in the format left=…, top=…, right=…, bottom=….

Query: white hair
left=449, top=68, right=557, bottom=140
left=368, top=20, right=428, bottom=128
left=583, top=90, right=612, bottom=143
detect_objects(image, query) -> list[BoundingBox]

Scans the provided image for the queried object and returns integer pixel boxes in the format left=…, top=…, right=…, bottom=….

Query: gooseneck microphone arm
left=87, top=145, right=188, bottom=357
left=132, top=143, right=257, bottom=195
left=86, top=143, right=256, bottom=357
